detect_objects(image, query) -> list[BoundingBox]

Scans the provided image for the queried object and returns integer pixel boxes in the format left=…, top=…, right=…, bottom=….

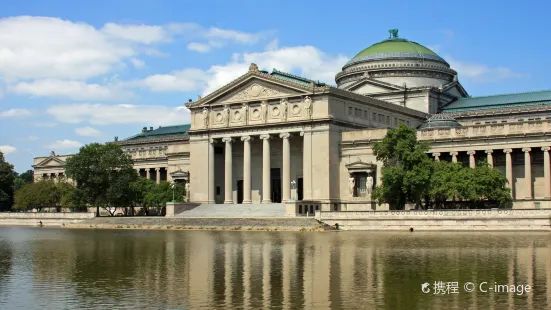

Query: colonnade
left=432, top=147, right=551, bottom=199
left=136, top=167, right=167, bottom=184
left=212, top=131, right=299, bottom=204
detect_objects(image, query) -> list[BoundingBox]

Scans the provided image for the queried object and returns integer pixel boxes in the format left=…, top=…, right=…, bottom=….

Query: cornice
left=118, top=136, right=189, bottom=146
left=444, top=103, right=551, bottom=118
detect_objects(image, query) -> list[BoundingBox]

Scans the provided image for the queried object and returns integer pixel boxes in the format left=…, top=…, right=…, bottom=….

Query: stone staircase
left=175, top=203, right=287, bottom=218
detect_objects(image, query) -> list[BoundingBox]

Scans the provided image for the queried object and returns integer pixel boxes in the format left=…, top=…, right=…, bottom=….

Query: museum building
left=33, top=30, right=551, bottom=213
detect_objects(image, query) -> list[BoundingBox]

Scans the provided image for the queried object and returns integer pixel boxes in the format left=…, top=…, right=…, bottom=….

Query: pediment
left=346, top=78, right=403, bottom=94
left=35, top=157, right=66, bottom=168
left=198, top=76, right=308, bottom=107
left=345, top=160, right=376, bottom=173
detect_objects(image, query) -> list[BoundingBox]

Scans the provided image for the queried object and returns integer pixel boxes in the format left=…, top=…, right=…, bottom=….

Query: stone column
left=301, top=131, right=311, bottom=200
left=486, top=150, right=494, bottom=167
left=468, top=150, right=476, bottom=168
left=523, top=147, right=533, bottom=199
left=208, top=139, right=215, bottom=203
left=135, top=168, right=140, bottom=175
left=222, top=137, right=233, bottom=204
left=432, top=153, right=440, bottom=161
left=504, top=149, right=513, bottom=198
left=241, top=135, right=252, bottom=204
left=542, top=147, right=551, bottom=199
left=280, top=133, right=291, bottom=202
left=146, top=168, right=151, bottom=180
left=260, top=135, right=272, bottom=203
left=155, top=168, right=160, bottom=184
left=450, top=152, right=458, bottom=163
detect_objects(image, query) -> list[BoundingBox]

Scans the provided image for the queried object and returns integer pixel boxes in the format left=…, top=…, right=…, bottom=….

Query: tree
left=13, top=180, right=75, bottom=212
left=13, top=170, right=34, bottom=191
left=429, top=161, right=464, bottom=208
left=372, top=124, right=432, bottom=209
left=130, top=179, right=185, bottom=216
left=0, top=151, right=15, bottom=211
left=64, top=143, right=137, bottom=216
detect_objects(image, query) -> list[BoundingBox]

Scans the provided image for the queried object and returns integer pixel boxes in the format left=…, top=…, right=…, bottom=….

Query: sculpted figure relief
left=185, top=182, right=190, bottom=202
left=223, top=105, right=230, bottom=126
left=260, top=101, right=268, bottom=122
left=202, top=107, right=209, bottom=128
left=348, top=177, right=355, bottom=197
left=241, top=103, right=248, bottom=123
left=366, top=175, right=374, bottom=195
left=303, top=96, right=312, bottom=118
left=280, top=98, right=288, bottom=120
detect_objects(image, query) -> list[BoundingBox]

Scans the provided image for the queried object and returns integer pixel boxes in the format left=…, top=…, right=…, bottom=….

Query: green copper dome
left=344, top=29, right=448, bottom=68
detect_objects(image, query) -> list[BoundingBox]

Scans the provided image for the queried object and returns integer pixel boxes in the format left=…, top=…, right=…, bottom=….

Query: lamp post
left=291, top=180, right=296, bottom=202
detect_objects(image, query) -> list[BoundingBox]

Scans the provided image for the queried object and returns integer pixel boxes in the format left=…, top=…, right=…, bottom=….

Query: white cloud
left=134, top=45, right=348, bottom=95
left=130, top=68, right=210, bottom=92
left=46, top=103, right=190, bottom=126
left=101, top=23, right=171, bottom=44
left=130, top=58, right=145, bottom=69
left=44, top=139, right=82, bottom=149
left=265, top=38, right=279, bottom=51
left=9, top=79, right=132, bottom=101
left=0, top=145, right=16, bottom=154
left=27, top=135, right=39, bottom=141
left=33, top=122, right=57, bottom=128
left=447, top=56, right=527, bottom=83
left=75, top=126, right=102, bottom=137
left=205, top=27, right=263, bottom=44
left=187, top=42, right=211, bottom=53
left=0, top=108, right=33, bottom=118
left=0, top=16, right=134, bottom=80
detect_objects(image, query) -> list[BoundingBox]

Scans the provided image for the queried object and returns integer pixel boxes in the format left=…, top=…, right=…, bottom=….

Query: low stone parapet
left=0, top=212, right=95, bottom=227
left=316, top=209, right=551, bottom=231
left=165, top=202, right=200, bottom=217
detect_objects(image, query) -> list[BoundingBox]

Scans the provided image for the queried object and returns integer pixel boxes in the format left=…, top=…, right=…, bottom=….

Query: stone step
left=175, top=203, right=287, bottom=218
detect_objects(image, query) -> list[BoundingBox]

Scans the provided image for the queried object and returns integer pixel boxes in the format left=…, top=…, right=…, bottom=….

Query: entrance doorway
left=271, top=168, right=281, bottom=203
left=237, top=180, right=243, bottom=204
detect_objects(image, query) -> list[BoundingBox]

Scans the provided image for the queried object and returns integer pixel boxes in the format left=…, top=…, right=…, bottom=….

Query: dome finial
left=388, top=28, right=399, bottom=39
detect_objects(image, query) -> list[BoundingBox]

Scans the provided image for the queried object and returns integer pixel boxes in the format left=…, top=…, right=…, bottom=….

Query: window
left=355, top=108, right=362, bottom=117
left=348, top=107, right=353, bottom=116
left=386, top=116, right=390, bottom=124
left=394, top=118, right=398, bottom=126
left=364, top=110, right=368, bottom=119
left=373, top=113, right=377, bottom=121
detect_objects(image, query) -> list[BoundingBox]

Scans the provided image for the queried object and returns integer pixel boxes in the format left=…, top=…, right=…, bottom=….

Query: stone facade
left=32, top=34, right=551, bottom=213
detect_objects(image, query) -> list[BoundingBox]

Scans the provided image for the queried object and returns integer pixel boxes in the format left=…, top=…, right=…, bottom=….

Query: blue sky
left=0, top=0, right=549, bottom=172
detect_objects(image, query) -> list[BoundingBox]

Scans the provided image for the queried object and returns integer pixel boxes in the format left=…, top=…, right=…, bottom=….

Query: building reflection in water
left=1, top=228, right=550, bottom=309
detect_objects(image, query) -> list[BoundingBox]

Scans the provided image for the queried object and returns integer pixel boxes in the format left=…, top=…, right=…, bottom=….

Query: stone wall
left=0, top=212, right=95, bottom=226
left=316, top=209, right=551, bottom=231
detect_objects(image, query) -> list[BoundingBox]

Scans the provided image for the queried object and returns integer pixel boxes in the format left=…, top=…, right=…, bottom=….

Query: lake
left=0, top=227, right=550, bottom=309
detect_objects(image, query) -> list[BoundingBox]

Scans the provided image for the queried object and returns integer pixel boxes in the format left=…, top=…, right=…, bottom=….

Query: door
left=271, top=168, right=281, bottom=203
left=237, top=180, right=243, bottom=204
left=297, top=178, right=303, bottom=201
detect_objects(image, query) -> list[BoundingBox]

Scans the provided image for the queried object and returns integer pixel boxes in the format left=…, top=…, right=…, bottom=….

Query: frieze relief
left=218, top=81, right=296, bottom=103
left=370, top=70, right=453, bottom=81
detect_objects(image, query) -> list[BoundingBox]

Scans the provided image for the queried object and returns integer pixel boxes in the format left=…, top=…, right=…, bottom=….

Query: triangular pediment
left=34, top=157, right=66, bottom=168
left=196, top=74, right=310, bottom=107
left=346, top=78, right=404, bottom=94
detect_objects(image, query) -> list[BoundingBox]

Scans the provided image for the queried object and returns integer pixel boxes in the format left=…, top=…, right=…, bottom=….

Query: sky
left=0, top=0, right=549, bottom=172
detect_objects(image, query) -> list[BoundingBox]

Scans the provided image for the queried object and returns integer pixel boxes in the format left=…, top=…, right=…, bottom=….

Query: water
left=0, top=227, right=550, bottom=309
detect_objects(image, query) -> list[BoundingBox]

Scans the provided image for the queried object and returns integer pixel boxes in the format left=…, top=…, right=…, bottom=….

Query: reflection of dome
left=419, top=114, right=462, bottom=129
left=344, top=38, right=447, bottom=69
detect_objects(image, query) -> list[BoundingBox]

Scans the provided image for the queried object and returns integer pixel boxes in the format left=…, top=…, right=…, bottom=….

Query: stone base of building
left=165, top=202, right=200, bottom=217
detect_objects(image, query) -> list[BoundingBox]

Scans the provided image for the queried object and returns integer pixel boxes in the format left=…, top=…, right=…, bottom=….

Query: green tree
left=429, top=161, right=464, bottom=208
left=470, top=161, right=511, bottom=206
left=13, top=170, right=34, bottom=191
left=13, top=180, right=74, bottom=211
left=130, top=179, right=185, bottom=216
left=0, top=151, right=15, bottom=211
left=372, top=123, right=432, bottom=209
left=64, top=143, right=137, bottom=216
